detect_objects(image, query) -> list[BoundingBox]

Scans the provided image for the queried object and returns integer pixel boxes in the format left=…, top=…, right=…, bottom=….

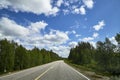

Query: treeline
left=68, top=33, right=120, bottom=75
left=0, top=39, right=60, bottom=73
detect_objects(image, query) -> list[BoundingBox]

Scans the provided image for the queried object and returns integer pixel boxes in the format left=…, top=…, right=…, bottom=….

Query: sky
left=0, top=0, right=120, bottom=57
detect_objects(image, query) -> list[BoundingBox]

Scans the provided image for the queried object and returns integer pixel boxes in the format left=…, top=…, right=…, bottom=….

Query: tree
left=0, top=39, right=60, bottom=74
left=115, top=33, right=120, bottom=52
left=68, top=33, right=120, bottom=75
left=14, top=45, right=28, bottom=70
left=0, top=39, right=15, bottom=72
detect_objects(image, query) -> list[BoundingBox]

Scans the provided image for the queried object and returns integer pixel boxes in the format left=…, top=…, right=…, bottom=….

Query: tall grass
left=110, top=76, right=120, bottom=80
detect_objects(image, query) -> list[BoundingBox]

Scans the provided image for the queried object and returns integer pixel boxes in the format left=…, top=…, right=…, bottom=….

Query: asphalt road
left=0, top=60, right=90, bottom=80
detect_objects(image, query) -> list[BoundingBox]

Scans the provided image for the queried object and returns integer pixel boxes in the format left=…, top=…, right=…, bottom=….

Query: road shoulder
left=64, top=60, right=110, bottom=80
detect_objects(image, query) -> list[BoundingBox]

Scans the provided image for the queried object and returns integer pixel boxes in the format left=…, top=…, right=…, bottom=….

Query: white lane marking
left=65, top=63, right=90, bottom=80
left=34, top=66, right=54, bottom=80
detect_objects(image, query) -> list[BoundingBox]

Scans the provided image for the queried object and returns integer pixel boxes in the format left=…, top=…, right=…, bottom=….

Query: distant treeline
left=0, top=39, right=60, bottom=73
left=68, top=33, right=120, bottom=75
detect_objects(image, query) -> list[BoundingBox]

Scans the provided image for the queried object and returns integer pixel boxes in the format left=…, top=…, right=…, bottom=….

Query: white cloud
left=75, top=34, right=81, bottom=37
left=72, top=5, right=78, bottom=9
left=79, top=5, right=86, bottom=15
left=63, top=9, right=69, bottom=15
left=80, top=32, right=99, bottom=42
left=93, top=20, right=105, bottom=31
left=0, top=17, right=29, bottom=37
left=64, top=1, right=70, bottom=6
left=29, top=21, right=48, bottom=33
left=69, top=41, right=78, bottom=48
left=49, top=45, right=70, bottom=57
left=81, top=37, right=94, bottom=42
left=0, top=0, right=94, bottom=16
left=56, top=0, right=63, bottom=7
left=79, top=37, right=97, bottom=48
left=72, top=30, right=76, bottom=34
left=109, top=37, right=118, bottom=45
left=89, top=41, right=96, bottom=48
left=82, top=0, right=94, bottom=9
left=44, top=30, right=69, bottom=44
left=74, top=8, right=79, bottom=14
left=0, top=17, right=70, bottom=57
left=0, top=0, right=59, bottom=16
left=65, top=30, right=76, bottom=35
left=62, top=0, right=94, bottom=15
left=46, top=7, right=59, bottom=16
left=69, top=0, right=79, bottom=3
left=73, top=5, right=86, bottom=15
left=93, top=32, right=99, bottom=38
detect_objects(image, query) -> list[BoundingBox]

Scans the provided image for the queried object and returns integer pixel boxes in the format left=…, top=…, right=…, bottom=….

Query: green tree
left=14, top=45, right=28, bottom=70
left=0, top=39, right=60, bottom=74
left=0, top=39, right=15, bottom=72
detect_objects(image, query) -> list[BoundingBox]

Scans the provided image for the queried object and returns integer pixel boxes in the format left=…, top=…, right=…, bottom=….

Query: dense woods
left=0, top=39, right=60, bottom=73
left=68, top=33, right=120, bottom=75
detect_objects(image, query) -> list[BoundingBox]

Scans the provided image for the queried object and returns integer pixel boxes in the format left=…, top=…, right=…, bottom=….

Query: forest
left=68, top=33, right=120, bottom=75
left=0, top=33, right=120, bottom=76
left=0, top=39, right=60, bottom=74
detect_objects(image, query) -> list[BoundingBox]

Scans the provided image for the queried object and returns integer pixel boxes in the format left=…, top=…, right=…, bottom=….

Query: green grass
left=64, top=60, right=112, bottom=80
left=64, top=60, right=111, bottom=76
left=110, top=76, right=120, bottom=80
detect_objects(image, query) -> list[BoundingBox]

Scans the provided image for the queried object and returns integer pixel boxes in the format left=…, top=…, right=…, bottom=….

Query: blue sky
left=0, top=0, right=120, bottom=57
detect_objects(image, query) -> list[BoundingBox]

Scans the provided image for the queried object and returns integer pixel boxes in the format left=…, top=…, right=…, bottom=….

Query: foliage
left=68, top=33, right=120, bottom=75
left=0, top=39, right=60, bottom=73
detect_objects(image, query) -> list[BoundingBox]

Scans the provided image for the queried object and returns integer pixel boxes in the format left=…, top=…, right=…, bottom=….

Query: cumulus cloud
left=65, top=30, right=76, bottom=35
left=0, top=0, right=95, bottom=16
left=63, top=9, right=69, bottom=15
left=69, top=41, right=78, bottom=48
left=64, top=1, right=70, bottom=6
left=0, top=17, right=29, bottom=37
left=44, top=30, right=69, bottom=44
left=109, top=37, right=118, bottom=45
left=75, top=34, right=81, bottom=37
left=0, top=17, right=70, bottom=57
left=0, top=0, right=59, bottom=16
left=93, top=20, right=105, bottom=31
left=0, top=17, right=49, bottom=38
left=78, top=32, right=99, bottom=48
left=62, top=0, right=94, bottom=15
left=79, top=5, right=86, bottom=15
left=73, top=5, right=86, bottom=15
left=49, top=45, right=70, bottom=57
left=56, top=0, right=63, bottom=7
left=29, top=21, right=48, bottom=33
left=89, top=41, right=96, bottom=48
left=79, top=37, right=97, bottom=48
left=70, top=0, right=94, bottom=15
left=82, top=0, right=94, bottom=9
left=80, top=32, right=99, bottom=42
left=93, top=32, right=99, bottom=38
left=81, top=37, right=94, bottom=42
left=72, top=30, right=76, bottom=34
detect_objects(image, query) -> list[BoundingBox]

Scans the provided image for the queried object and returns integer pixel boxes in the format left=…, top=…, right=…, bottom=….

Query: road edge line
left=65, top=62, right=90, bottom=80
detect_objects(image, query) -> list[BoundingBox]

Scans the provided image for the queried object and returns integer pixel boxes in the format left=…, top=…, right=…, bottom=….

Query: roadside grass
left=110, top=76, right=120, bottom=80
left=64, top=60, right=110, bottom=80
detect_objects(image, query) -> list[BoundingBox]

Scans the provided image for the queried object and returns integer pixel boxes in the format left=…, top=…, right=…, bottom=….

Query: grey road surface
left=0, top=60, right=90, bottom=80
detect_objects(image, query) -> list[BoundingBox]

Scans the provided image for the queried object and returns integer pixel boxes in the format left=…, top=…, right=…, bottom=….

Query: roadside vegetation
left=66, top=33, right=120, bottom=79
left=0, top=39, right=60, bottom=74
